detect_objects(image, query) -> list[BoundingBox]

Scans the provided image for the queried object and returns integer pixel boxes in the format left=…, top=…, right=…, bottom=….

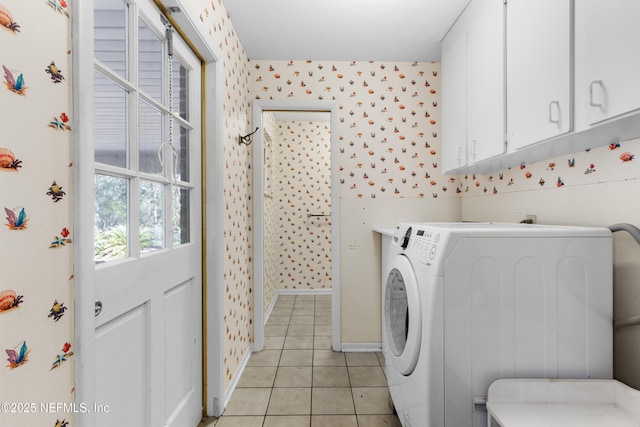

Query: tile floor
left=205, top=294, right=401, bottom=427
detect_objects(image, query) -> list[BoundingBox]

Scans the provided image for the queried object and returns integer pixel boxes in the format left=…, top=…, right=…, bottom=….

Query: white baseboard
left=263, top=293, right=279, bottom=325
left=223, top=347, right=252, bottom=411
left=340, top=342, right=382, bottom=352
left=278, top=288, right=332, bottom=295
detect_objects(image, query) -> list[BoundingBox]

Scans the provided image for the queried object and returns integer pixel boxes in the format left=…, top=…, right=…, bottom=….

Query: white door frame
left=252, top=100, right=342, bottom=352
left=73, top=0, right=227, bottom=421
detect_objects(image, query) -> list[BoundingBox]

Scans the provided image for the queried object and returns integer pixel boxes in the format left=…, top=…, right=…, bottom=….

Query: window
left=93, top=0, right=195, bottom=263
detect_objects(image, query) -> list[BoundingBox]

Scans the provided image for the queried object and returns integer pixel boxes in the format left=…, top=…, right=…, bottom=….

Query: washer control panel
left=409, top=227, right=443, bottom=267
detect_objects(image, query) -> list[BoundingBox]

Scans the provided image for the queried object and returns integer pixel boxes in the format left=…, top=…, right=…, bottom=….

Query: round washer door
left=384, top=254, right=422, bottom=376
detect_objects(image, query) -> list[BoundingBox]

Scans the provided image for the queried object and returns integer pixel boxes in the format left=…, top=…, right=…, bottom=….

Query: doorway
left=252, top=100, right=341, bottom=352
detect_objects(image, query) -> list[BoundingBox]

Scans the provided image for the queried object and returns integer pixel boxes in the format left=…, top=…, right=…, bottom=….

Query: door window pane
left=172, top=57, right=188, bottom=120
left=172, top=187, right=190, bottom=245
left=139, top=100, right=163, bottom=174
left=173, top=120, right=189, bottom=182
left=95, top=72, right=128, bottom=168
left=140, top=180, right=164, bottom=252
left=95, top=174, right=129, bottom=263
left=94, top=0, right=196, bottom=261
left=94, top=0, right=128, bottom=78
left=138, top=18, right=163, bottom=101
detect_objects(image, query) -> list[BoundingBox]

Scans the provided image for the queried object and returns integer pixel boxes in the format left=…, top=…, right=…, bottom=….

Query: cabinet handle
left=589, top=80, right=604, bottom=107
left=456, top=146, right=463, bottom=162
left=469, top=139, right=477, bottom=157
left=548, top=100, right=561, bottom=124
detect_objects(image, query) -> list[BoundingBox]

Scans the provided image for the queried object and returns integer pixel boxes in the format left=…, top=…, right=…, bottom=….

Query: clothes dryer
left=383, top=222, right=613, bottom=427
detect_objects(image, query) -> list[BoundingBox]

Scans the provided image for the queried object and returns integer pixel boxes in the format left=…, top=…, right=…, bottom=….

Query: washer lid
left=384, top=254, right=422, bottom=376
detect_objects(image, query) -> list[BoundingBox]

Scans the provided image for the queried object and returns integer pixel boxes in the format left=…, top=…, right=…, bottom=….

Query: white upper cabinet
left=467, top=0, right=505, bottom=164
left=506, top=0, right=572, bottom=150
left=575, top=0, right=640, bottom=129
left=441, top=0, right=640, bottom=174
left=442, top=0, right=505, bottom=174
left=442, top=13, right=468, bottom=172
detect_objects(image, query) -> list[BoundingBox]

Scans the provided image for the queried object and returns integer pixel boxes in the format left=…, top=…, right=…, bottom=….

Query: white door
left=92, top=0, right=202, bottom=426
left=506, top=0, right=572, bottom=149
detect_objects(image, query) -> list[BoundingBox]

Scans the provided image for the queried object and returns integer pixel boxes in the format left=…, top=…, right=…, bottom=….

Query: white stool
left=487, top=379, right=640, bottom=426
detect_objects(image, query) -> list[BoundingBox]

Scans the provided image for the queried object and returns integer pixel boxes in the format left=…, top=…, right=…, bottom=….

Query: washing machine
left=382, top=222, right=613, bottom=427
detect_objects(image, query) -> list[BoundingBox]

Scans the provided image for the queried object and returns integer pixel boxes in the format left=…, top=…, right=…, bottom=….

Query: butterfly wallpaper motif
left=5, top=341, right=29, bottom=369
left=0, top=0, right=74, bottom=425
left=4, top=206, right=28, bottom=229
left=2, top=64, right=26, bottom=95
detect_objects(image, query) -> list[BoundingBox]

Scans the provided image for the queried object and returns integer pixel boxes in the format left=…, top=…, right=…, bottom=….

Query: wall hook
left=239, top=127, right=259, bottom=146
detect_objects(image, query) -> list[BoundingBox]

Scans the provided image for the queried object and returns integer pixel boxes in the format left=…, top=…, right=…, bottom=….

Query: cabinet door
left=506, top=0, right=572, bottom=150
left=467, top=0, right=505, bottom=164
left=578, top=0, right=640, bottom=126
left=442, top=21, right=468, bottom=172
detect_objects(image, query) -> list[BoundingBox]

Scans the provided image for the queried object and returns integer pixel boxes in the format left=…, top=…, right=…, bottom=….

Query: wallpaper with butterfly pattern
left=194, top=0, right=255, bottom=389
left=274, top=120, right=332, bottom=293
left=459, top=138, right=640, bottom=199
left=250, top=60, right=447, bottom=200
left=0, top=0, right=74, bottom=426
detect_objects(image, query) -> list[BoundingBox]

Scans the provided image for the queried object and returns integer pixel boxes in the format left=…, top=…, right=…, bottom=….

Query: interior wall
left=460, top=137, right=640, bottom=225
left=261, top=117, right=333, bottom=315
left=0, top=2, right=75, bottom=425
left=250, top=61, right=461, bottom=344
left=184, top=0, right=253, bottom=390
left=460, top=136, right=640, bottom=387
left=274, top=120, right=333, bottom=291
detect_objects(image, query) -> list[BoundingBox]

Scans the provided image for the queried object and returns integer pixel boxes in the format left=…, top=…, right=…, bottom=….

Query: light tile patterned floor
left=205, top=295, right=401, bottom=427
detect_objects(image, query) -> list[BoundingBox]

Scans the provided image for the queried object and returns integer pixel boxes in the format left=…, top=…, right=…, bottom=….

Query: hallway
left=207, top=294, right=401, bottom=427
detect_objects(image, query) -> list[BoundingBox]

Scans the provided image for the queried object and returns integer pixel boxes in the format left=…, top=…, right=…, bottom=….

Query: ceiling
left=224, top=0, right=471, bottom=62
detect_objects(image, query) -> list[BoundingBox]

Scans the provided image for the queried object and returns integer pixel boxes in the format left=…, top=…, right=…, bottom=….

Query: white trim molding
left=252, top=100, right=342, bottom=353
left=72, top=2, right=97, bottom=426
left=278, top=289, right=332, bottom=296
left=223, top=346, right=253, bottom=411
left=340, top=343, right=383, bottom=353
